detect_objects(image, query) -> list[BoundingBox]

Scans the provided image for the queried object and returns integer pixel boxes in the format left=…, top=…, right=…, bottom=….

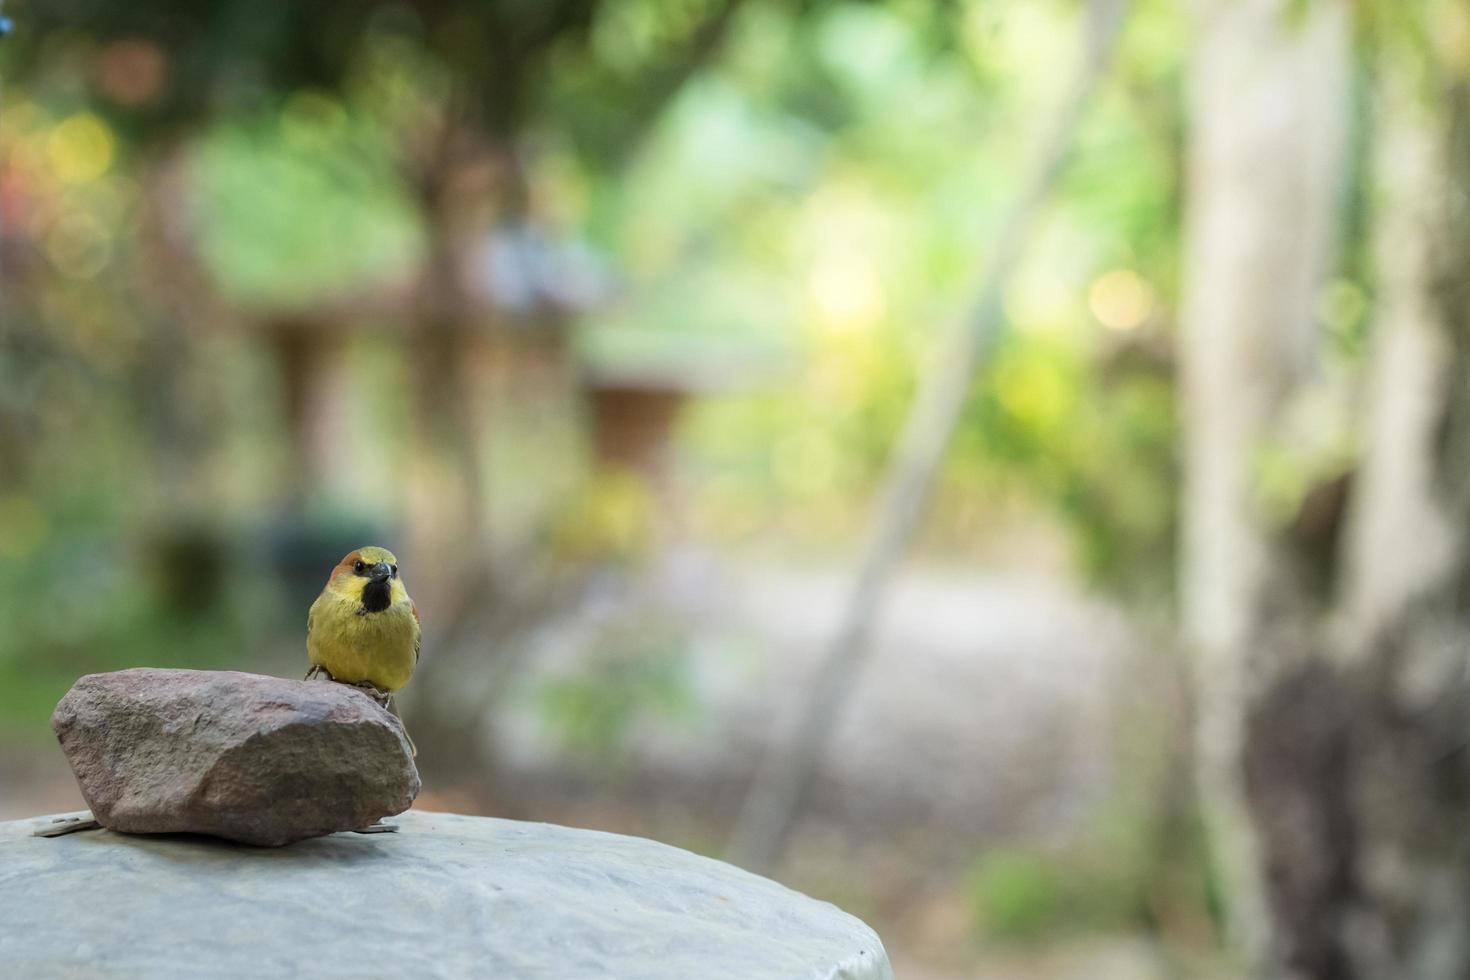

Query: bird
left=304, top=546, right=420, bottom=708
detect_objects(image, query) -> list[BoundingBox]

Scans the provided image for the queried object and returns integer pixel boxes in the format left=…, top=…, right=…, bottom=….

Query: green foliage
left=190, top=92, right=424, bottom=308
left=536, top=625, right=695, bottom=765
left=0, top=527, right=265, bottom=739
left=7, top=0, right=1192, bottom=596
left=970, top=852, right=1063, bottom=941
left=967, top=837, right=1145, bottom=944
left=8, top=1, right=357, bottom=134
left=957, top=330, right=1178, bottom=585
left=574, top=0, right=1186, bottom=587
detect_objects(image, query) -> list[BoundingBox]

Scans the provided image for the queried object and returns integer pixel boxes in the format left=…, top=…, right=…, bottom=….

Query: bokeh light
left=1088, top=268, right=1154, bottom=331
left=47, top=113, right=116, bottom=184
left=806, top=247, right=885, bottom=335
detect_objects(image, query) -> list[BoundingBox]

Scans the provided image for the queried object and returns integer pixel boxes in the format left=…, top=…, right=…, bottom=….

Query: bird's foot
left=351, top=680, right=392, bottom=708
left=307, top=668, right=391, bottom=708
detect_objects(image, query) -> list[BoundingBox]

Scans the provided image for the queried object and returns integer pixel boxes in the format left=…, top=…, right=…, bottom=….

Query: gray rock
left=52, top=668, right=418, bottom=846
left=0, top=809, right=892, bottom=980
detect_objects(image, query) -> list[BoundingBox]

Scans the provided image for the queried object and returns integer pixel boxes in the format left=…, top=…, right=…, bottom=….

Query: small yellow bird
left=304, top=547, right=420, bottom=705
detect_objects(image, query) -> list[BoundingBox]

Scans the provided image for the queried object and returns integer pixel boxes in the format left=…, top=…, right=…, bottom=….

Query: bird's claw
left=305, top=667, right=390, bottom=709
left=351, top=680, right=392, bottom=708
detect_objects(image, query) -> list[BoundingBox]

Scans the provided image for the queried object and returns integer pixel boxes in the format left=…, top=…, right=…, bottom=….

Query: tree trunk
left=1338, top=65, right=1455, bottom=661
left=1244, top=40, right=1470, bottom=980
left=402, top=115, right=498, bottom=617
left=1229, top=17, right=1470, bottom=980
left=1178, top=0, right=1351, bottom=963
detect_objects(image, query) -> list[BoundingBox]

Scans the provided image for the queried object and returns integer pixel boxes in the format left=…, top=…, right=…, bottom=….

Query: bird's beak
left=369, top=562, right=392, bottom=583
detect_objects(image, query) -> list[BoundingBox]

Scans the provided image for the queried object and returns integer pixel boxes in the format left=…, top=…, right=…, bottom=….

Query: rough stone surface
left=0, top=809, right=892, bottom=979
left=52, top=668, right=419, bottom=846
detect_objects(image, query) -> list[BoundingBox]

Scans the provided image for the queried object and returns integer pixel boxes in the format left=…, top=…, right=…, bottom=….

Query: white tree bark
left=1337, top=72, right=1455, bottom=659
left=1179, top=0, right=1350, bottom=960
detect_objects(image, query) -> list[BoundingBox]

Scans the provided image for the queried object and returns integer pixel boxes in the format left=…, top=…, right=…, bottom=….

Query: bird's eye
left=391, top=564, right=398, bottom=578
left=353, top=560, right=365, bottom=574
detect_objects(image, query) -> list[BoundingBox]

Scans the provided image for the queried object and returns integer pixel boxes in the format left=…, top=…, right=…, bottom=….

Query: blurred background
left=4, top=0, right=1470, bottom=977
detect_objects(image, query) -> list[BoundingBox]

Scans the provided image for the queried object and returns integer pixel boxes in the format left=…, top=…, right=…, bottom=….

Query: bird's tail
left=386, top=696, right=418, bottom=759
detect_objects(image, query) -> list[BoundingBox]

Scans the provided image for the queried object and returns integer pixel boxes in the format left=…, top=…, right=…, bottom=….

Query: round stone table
left=0, top=809, right=892, bottom=979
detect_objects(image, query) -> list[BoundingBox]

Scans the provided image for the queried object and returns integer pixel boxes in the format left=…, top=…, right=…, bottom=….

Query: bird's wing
left=303, top=597, right=320, bottom=680
left=411, top=599, right=421, bottom=663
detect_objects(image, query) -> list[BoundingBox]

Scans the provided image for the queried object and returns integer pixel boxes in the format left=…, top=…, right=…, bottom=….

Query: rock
left=0, top=809, right=892, bottom=979
left=52, top=668, right=418, bottom=846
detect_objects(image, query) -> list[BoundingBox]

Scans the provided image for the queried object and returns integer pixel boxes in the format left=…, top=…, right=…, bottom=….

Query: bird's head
left=325, top=546, right=406, bottom=612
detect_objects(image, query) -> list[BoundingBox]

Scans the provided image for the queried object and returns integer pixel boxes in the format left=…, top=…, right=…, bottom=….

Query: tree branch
left=724, top=0, right=1132, bottom=875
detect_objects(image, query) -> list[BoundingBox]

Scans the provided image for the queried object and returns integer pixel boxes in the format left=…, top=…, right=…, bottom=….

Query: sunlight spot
left=48, top=114, right=115, bottom=184
left=807, top=247, right=885, bottom=335
left=1088, top=269, right=1154, bottom=331
left=994, top=356, right=1069, bottom=432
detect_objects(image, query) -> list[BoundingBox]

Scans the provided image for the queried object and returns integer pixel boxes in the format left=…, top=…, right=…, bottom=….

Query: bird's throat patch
left=361, top=579, right=392, bottom=613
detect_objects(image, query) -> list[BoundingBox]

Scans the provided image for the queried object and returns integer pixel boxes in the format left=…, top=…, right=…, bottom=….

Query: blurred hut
left=177, top=118, right=622, bottom=594
left=578, top=338, right=771, bottom=487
